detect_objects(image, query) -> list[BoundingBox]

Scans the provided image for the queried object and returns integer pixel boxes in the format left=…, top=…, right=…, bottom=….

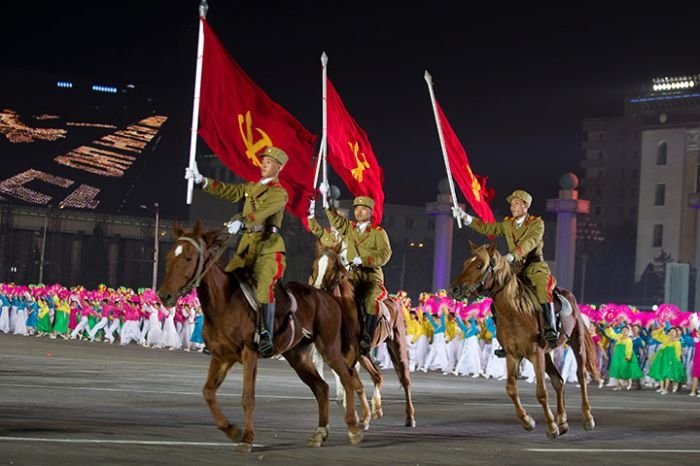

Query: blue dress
left=190, top=312, right=204, bottom=344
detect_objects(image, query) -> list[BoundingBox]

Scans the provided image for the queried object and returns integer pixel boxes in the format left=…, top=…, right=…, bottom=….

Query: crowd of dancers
left=377, top=291, right=700, bottom=397
left=2, top=281, right=699, bottom=397
left=0, top=283, right=204, bottom=352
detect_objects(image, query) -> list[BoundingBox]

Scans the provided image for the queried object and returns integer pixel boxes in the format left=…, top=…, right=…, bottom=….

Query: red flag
left=436, top=102, right=495, bottom=222
left=197, top=19, right=317, bottom=223
left=326, top=79, right=385, bottom=223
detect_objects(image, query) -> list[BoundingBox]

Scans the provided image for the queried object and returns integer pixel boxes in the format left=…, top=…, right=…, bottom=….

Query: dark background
left=2, top=2, right=699, bottom=218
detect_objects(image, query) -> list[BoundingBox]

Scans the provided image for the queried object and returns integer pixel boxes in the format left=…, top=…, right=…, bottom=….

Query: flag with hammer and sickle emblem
left=197, top=19, right=317, bottom=222
left=326, top=79, right=385, bottom=223
left=435, top=101, right=495, bottom=222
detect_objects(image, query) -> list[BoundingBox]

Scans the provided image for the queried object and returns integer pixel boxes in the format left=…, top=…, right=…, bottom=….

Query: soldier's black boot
left=258, top=303, right=275, bottom=358
left=360, top=312, right=378, bottom=355
left=492, top=306, right=506, bottom=358
left=541, top=302, right=558, bottom=349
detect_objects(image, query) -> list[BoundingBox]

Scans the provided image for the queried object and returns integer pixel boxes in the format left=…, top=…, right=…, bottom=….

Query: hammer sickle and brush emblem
left=349, top=141, right=370, bottom=182
left=238, top=111, right=272, bottom=167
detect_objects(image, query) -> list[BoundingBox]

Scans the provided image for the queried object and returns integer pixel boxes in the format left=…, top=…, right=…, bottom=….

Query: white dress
left=145, top=305, right=163, bottom=347
left=483, top=339, right=506, bottom=380
left=159, top=307, right=181, bottom=350
left=454, top=334, right=482, bottom=376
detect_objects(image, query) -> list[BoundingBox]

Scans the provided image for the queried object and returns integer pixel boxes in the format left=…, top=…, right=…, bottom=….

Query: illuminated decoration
left=91, top=85, right=118, bottom=94
left=34, top=114, right=60, bottom=120
left=66, top=122, right=117, bottom=129
left=652, top=75, right=699, bottom=92
left=59, top=185, right=100, bottom=209
left=56, top=81, right=73, bottom=88
left=55, top=116, right=167, bottom=177
left=0, top=169, right=75, bottom=204
left=0, top=109, right=67, bottom=143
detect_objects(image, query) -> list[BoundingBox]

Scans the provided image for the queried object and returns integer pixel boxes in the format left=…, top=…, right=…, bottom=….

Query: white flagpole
left=186, top=0, right=208, bottom=205
left=424, top=70, right=462, bottom=228
left=320, top=52, right=330, bottom=208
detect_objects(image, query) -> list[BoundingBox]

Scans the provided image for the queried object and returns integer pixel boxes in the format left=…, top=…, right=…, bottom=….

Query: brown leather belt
left=246, top=225, right=280, bottom=234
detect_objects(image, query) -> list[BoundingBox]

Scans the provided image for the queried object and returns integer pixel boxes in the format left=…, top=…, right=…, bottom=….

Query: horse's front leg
left=544, top=353, right=568, bottom=435
left=237, top=346, right=259, bottom=452
left=203, top=356, right=240, bottom=442
left=533, top=350, right=559, bottom=439
left=505, top=355, right=534, bottom=432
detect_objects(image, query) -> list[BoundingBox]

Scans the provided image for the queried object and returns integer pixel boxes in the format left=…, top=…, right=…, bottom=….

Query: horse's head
left=449, top=241, right=505, bottom=300
left=157, top=220, right=227, bottom=307
left=311, top=242, right=347, bottom=292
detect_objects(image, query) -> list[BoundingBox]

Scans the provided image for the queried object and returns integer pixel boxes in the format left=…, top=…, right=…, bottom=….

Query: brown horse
left=449, top=241, right=598, bottom=439
left=310, top=243, right=416, bottom=428
left=157, top=222, right=366, bottom=452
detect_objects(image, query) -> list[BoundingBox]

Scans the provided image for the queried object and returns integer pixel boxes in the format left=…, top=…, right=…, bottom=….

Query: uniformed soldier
left=184, top=146, right=289, bottom=358
left=321, top=190, right=392, bottom=354
left=452, top=189, right=558, bottom=350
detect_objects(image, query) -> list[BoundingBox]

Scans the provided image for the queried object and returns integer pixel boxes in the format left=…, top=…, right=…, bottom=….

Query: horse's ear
left=487, top=241, right=497, bottom=256
left=468, top=240, right=479, bottom=253
left=173, top=221, right=184, bottom=238
left=193, top=219, right=203, bottom=238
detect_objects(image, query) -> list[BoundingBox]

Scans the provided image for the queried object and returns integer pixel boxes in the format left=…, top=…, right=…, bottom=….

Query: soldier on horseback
left=452, top=189, right=558, bottom=351
left=184, top=146, right=289, bottom=358
left=319, top=185, right=392, bottom=355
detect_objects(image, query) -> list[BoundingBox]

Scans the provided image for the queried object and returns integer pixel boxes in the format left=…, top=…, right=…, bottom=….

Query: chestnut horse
left=157, top=222, right=365, bottom=452
left=450, top=241, right=599, bottom=439
left=310, top=243, right=416, bottom=428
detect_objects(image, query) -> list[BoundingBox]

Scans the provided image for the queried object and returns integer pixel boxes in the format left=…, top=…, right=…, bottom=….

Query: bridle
left=174, top=233, right=235, bottom=297
left=456, top=253, right=497, bottom=299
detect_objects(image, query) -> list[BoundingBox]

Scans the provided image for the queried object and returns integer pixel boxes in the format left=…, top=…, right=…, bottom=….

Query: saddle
left=369, top=299, right=394, bottom=348
left=552, top=288, right=575, bottom=346
left=231, top=269, right=297, bottom=317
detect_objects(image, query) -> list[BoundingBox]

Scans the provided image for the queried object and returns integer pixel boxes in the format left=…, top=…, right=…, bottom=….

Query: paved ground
left=1, top=334, right=699, bottom=466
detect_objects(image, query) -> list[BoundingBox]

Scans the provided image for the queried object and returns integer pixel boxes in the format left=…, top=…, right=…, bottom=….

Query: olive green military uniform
left=469, top=214, right=555, bottom=304
left=203, top=177, right=287, bottom=304
left=326, top=206, right=392, bottom=316
left=308, top=215, right=343, bottom=249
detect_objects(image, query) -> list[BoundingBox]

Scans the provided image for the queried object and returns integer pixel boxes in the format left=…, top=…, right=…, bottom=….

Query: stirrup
left=494, top=349, right=506, bottom=358
left=544, top=329, right=558, bottom=349
left=258, top=331, right=273, bottom=358
left=359, top=335, right=372, bottom=355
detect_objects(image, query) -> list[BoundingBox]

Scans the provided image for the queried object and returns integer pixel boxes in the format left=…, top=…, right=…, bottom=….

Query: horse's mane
left=319, top=248, right=355, bottom=300
left=489, top=250, right=539, bottom=316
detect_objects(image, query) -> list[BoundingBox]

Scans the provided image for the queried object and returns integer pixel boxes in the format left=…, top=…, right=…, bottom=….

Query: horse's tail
left=582, top=324, right=601, bottom=382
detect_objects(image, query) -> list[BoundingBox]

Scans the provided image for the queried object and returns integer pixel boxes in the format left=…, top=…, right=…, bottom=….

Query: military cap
left=353, top=195, right=374, bottom=210
left=506, top=189, right=532, bottom=207
left=260, top=146, right=288, bottom=167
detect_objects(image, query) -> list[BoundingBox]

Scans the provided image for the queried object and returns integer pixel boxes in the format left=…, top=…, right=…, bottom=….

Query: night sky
left=3, top=2, right=699, bottom=219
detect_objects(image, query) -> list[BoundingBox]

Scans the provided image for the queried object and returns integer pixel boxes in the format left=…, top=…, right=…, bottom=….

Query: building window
left=405, top=218, right=414, bottom=229
left=595, top=188, right=602, bottom=197
left=653, top=224, right=663, bottom=247
left=427, top=218, right=435, bottom=230
left=594, top=206, right=602, bottom=215
left=633, top=151, right=639, bottom=160
left=696, top=165, right=700, bottom=192
left=629, top=206, right=636, bottom=215
left=598, top=151, right=604, bottom=159
left=631, top=169, right=638, bottom=179
left=599, top=133, right=605, bottom=141
left=654, top=184, right=665, bottom=206
left=656, top=141, right=667, bottom=165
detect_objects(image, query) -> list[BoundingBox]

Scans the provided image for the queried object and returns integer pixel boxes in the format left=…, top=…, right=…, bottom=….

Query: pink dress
left=692, top=331, right=700, bottom=378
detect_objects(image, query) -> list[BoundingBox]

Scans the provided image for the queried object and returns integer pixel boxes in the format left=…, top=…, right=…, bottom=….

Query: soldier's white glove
left=184, top=164, right=204, bottom=185
left=225, top=219, right=243, bottom=235
left=307, top=199, right=315, bottom=218
left=352, top=256, right=363, bottom=266
left=451, top=206, right=473, bottom=225
left=318, top=181, right=330, bottom=196
left=504, top=253, right=515, bottom=263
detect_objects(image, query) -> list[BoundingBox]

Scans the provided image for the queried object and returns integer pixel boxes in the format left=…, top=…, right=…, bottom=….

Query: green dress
left=647, top=329, right=687, bottom=383
left=36, top=300, right=53, bottom=333
left=605, top=329, right=644, bottom=380
left=52, top=299, right=70, bottom=335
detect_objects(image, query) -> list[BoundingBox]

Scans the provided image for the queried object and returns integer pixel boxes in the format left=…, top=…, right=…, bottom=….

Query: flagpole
left=424, top=70, right=462, bottom=228
left=320, top=52, right=330, bottom=208
left=186, top=0, right=208, bottom=205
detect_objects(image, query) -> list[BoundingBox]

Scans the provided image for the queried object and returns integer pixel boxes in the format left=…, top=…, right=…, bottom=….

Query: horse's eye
left=476, top=262, right=483, bottom=269
left=186, top=257, right=193, bottom=262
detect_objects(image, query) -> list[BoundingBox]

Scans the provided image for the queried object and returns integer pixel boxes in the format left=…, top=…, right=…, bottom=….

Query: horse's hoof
left=405, top=418, right=416, bottom=428
left=307, top=436, right=324, bottom=448
left=583, top=418, right=596, bottom=431
left=336, top=397, right=344, bottom=407
left=235, top=442, right=253, bottom=453
left=558, top=423, right=569, bottom=436
left=348, top=428, right=364, bottom=445
left=372, top=408, right=383, bottom=420
left=360, top=419, right=370, bottom=431
left=522, top=417, right=536, bottom=432
left=546, top=427, right=560, bottom=440
left=222, top=424, right=241, bottom=442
